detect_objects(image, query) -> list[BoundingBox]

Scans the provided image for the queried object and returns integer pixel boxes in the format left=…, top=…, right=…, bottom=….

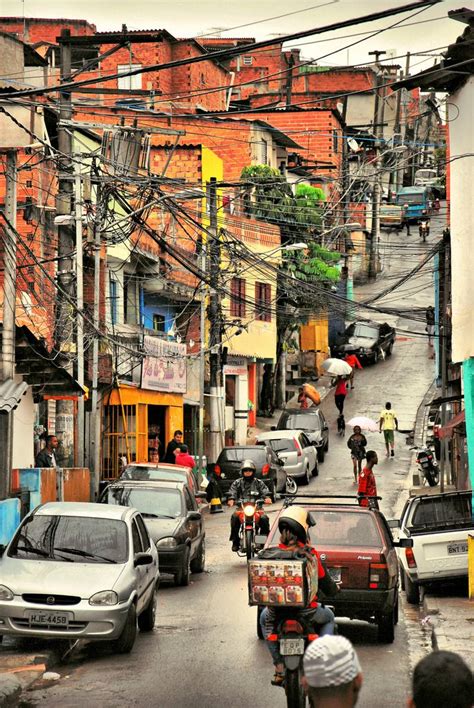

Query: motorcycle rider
left=418, top=210, right=430, bottom=240
left=227, top=460, right=272, bottom=552
left=260, top=506, right=338, bottom=687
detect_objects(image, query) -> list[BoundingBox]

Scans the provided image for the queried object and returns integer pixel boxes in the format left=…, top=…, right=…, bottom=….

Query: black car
left=332, top=320, right=396, bottom=364
left=100, top=480, right=205, bottom=587
left=275, top=408, right=329, bottom=462
left=213, top=445, right=282, bottom=501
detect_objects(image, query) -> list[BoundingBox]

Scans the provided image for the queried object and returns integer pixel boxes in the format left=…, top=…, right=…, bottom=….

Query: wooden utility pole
left=0, top=150, right=18, bottom=499
left=368, top=51, right=386, bottom=280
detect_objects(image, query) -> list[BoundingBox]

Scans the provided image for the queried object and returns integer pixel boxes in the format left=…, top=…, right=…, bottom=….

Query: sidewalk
left=0, top=637, right=58, bottom=706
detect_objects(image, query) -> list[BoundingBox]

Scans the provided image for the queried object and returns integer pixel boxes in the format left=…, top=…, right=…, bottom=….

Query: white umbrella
left=347, top=416, right=379, bottom=432
left=321, top=358, right=352, bottom=376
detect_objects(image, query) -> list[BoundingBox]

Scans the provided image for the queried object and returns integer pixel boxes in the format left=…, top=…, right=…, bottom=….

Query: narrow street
left=26, top=224, right=441, bottom=707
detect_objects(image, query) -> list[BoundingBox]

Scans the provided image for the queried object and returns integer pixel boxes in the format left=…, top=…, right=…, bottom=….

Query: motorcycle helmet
left=278, top=506, right=311, bottom=544
left=240, top=459, right=256, bottom=478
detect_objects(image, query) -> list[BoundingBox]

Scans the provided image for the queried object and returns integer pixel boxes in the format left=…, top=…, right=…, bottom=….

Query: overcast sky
left=7, top=0, right=466, bottom=70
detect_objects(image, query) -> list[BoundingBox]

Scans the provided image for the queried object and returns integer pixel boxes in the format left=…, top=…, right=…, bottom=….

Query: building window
left=117, top=64, right=143, bottom=90
left=261, top=138, right=268, bottom=165
left=243, top=56, right=253, bottom=66
left=153, top=314, right=165, bottom=332
left=110, top=278, right=118, bottom=325
left=230, top=277, right=246, bottom=318
left=255, top=282, right=271, bottom=322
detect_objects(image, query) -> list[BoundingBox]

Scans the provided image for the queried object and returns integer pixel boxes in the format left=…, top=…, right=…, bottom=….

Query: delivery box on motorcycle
left=247, top=547, right=318, bottom=608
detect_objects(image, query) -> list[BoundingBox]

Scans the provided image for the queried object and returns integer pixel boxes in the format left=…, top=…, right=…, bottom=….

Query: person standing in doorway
left=347, top=426, right=367, bottom=483
left=379, top=402, right=398, bottom=458
left=357, top=450, right=378, bottom=509
left=35, top=435, right=59, bottom=468
left=334, top=376, right=348, bottom=415
left=164, top=430, right=183, bottom=463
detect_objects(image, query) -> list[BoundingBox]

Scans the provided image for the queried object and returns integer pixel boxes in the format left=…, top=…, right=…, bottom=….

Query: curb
left=0, top=674, right=21, bottom=707
left=0, top=646, right=58, bottom=707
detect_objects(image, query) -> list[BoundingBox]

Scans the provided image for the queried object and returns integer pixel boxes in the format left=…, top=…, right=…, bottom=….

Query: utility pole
left=395, top=52, right=411, bottom=193
left=439, top=229, right=451, bottom=491
left=55, top=29, right=75, bottom=467
left=368, top=51, right=386, bottom=281
left=197, top=243, right=206, bottom=481
left=74, top=156, right=85, bottom=467
left=207, top=178, right=224, bottom=462
left=0, top=150, right=18, bottom=499
left=89, top=171, right=103, bottom=499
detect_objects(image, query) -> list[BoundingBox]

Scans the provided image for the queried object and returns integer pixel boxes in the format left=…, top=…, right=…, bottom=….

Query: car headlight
left=0, top=585, right=13, bottom=601
left=156, top=537, right=177, bottom=549
left=89, top=590, right=118, bottom=606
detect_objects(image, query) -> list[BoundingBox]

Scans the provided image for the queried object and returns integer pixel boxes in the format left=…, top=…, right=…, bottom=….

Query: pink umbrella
left=347, top=416, right=379, bottom=432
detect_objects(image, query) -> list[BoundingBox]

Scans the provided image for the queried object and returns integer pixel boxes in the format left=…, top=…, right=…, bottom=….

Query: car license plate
left=27, top=611, right=69, bottom=627
left=447, top=542, right=468, bottom=555
left=329, top=567, right=341, bottom=582
left=280, top=638, right=305, bottom=656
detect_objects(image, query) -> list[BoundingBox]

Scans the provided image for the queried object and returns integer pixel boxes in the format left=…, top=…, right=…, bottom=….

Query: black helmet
left=278, top=506, right=311, bottom=544
left=240, top=459, right=256, bottom=478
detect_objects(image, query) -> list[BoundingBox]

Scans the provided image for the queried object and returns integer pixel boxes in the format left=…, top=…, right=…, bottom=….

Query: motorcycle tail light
left=214, top=465, right=221, bottom=476
left=243, top=504, right=255, bottom=516
left=262, top=463, right=270, bottom=476
left=308, top=633, right=318, bottom=641
left=369, top=563, right=389, bottom=589
left=267, top=633, right=278, bottom=641
left=405, top=547, right=417, bottom=568
left=282, top=620, right=304, bottom=634
left=293, top=438, right=302, bottom=457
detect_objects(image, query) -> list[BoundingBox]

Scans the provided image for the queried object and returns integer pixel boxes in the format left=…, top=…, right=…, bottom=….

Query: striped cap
left=303, top=636, right=361, bottom=688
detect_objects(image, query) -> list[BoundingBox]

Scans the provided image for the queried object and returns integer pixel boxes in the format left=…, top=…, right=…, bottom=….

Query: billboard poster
left=141, top=336, right=187, bottom=393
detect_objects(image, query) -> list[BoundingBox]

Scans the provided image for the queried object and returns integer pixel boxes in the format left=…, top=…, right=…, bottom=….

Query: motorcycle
left=235, top=494, right=266, bottom=559
left=419, top=220, right=430, bottom=242
left=411, top=445, right=439, bottom=487
left=272, top=615, right=316, bottom=707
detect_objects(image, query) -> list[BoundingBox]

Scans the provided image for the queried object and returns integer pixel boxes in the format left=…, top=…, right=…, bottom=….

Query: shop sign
left=141, top=336, right=187, bottom=393
left=223, top=362, right=247, bottom=376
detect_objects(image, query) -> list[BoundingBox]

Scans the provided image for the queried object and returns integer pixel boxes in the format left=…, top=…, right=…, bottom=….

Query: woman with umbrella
left=347, top=426, right=367, bottom=482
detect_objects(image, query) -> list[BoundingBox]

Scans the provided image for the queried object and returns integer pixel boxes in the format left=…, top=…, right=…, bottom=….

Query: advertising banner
left=141, top=336, right=187, bottom=393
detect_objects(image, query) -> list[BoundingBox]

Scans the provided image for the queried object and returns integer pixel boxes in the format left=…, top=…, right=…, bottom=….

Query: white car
left=255, top=430, right=318, bottom=486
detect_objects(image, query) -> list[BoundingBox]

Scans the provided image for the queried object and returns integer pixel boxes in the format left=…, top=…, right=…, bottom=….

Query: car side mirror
left=387, top=519, right=400, bottom=529
left=134, top=552, right=154, bottom=567
left=187, top=511, right=201, bottom=522
left=271, top=426, right=277, bottom=431
left=394, top=538, right=413, bottom=548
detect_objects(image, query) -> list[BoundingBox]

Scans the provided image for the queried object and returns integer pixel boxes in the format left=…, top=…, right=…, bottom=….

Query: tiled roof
left=0, top=379, right=28, bottom=414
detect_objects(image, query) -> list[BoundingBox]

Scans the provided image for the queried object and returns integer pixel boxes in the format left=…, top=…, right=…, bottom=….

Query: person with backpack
left=259, top=506, right=339, bottom=687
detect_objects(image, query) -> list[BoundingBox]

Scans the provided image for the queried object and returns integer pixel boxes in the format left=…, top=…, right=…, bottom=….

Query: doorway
left=148, top=405, right=166, bottom=462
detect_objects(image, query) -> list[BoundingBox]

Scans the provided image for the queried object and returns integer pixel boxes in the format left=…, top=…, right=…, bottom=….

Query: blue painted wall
left=0, top=498, right=20, bottom=545
left=142, top=298, right=177, bottom=333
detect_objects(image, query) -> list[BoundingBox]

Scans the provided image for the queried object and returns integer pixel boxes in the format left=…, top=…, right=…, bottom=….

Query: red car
left=265, top=496, right=412, bottom=643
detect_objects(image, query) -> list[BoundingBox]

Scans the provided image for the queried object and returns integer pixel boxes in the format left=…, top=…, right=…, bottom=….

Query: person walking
left=357, top=450, right=378, bottom=509
left=426, top=305, right=435, bottom=351
left=334, top=376, right=348, bottom=415
left=164, top=430, right=183, bottom=463
left=343, top=352, right=363, bottom=389
left=347, top=426, right=367, bottom=482
left=35, top=435, right=59, bottom=468
left=379, top=402, right=398, bottom=457
left=303, top=635, right=363, bottom=707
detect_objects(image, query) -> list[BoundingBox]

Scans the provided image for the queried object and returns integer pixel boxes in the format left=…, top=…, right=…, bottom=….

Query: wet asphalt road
left=26, top=222, right=442, bottom=707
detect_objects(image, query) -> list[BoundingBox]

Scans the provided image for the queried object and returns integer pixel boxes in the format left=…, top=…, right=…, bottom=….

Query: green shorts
left=383, top=429, right=395, bottom=444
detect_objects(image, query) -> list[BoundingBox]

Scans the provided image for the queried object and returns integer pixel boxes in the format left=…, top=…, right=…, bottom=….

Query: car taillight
left=214, top=464, right=221, bottom=476
left=262, top=463, right=270, bottom=476
left=293, top=438, right=302, bottom=457
left=369, top=563, right=389, bottom=589
left=282, top=620, right=304, bottom=634
left=405, top=547, right=417, bottom=568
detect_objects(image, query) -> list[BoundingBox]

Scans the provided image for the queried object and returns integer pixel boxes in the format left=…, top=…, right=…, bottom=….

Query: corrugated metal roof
left=0, top=379, right=28, bottom=414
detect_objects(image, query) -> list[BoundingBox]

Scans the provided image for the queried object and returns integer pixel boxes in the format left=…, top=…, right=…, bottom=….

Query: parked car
left=255, top=430, right=318, bottom=486
left=120, top=462, right=199, bottom=497
left=275, top=408, right=329, bottom=462
left=100, top=480, right=205, bottom=587
left=265, top=498, right=412, bottom=642
left=0, top=502, right=159, bottom=653
left=332, top=320, right=396, bottom=364
left=213, top=445, right=283, bottom=501
left=392, top=490, right=473, bottom=604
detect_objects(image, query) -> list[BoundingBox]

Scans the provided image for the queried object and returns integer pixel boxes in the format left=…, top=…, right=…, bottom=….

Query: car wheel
left=268, top=480, right=277, bottom=503
left=257, top=606, right=264, bottom=640
left=175, top=548, right=191, bottom=587
left=299, top=465, right=310, bottom=486
left=386, top=342, right=394, bottom=357
left=404, top=570, right=420, bottom=604
left=311, top=461, right=318, bottom=477
left=190, top=540, right=206, bottom=573
left=324, top=438, right=329, bottom=453
left=317, top=446, right=325, bottom=463
left=394, top=593, right=399, bottom=625
left=138, top=586, right=157, bottom=632
left=285, top=476, right=298, bottom=495
left=377, top=605, right=395, bottom=643
left=399, top=564, right=405, bottom=591
left=111, top=604, right=137, bottom=654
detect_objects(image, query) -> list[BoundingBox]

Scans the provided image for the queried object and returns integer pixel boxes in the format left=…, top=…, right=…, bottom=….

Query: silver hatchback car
left=0, top=502, right=159, bottom=654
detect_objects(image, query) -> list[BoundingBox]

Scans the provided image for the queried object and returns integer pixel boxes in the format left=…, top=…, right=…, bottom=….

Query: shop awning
left=438, top=410, right=466, bottom=439
left=0, top=379, right=28, bottom=413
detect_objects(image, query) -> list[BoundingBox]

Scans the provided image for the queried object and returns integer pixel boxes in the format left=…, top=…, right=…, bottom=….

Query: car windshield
left=396, top=193, right=424, bottom=204
left=121, top=465, right=186, bottom=482
left=219, top=448, right=267, bottom=464
left=282, top=414, right=321, bottom=431
left=9, top=515, right=128, bottom=563
left=352, top=324, right=379, bottom=339
left=269, top=510, right=381, bottom=548
left=263, top=439, right=297, bottom=453
left=104, top=487, right=183, bottom=519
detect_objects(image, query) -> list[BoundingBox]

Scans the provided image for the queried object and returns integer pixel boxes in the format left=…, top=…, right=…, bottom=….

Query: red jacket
left=344, top=353, right=363, bottom=370
left=175, top=452, right=196, bottom=469
left=358, top=466, right=377, bottom=506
